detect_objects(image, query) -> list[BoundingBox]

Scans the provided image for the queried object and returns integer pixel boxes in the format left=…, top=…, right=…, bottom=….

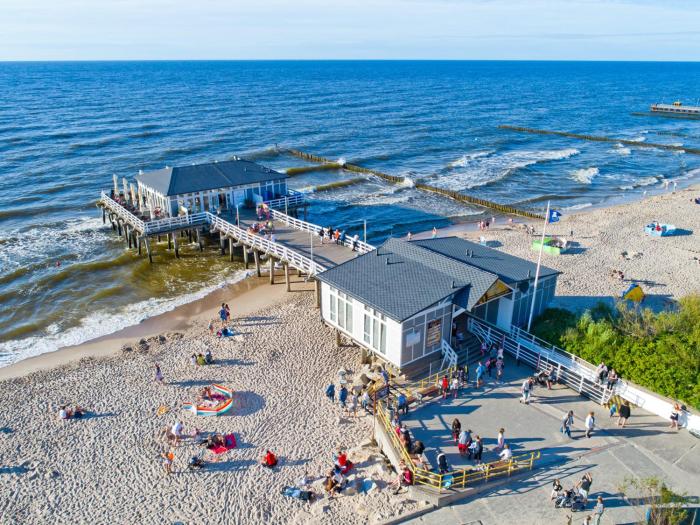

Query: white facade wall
left=320, top=282, right=403, bottom=368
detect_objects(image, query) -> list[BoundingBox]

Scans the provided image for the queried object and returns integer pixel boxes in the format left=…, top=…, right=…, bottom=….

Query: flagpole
left=527, top=200, right=550, bottom=332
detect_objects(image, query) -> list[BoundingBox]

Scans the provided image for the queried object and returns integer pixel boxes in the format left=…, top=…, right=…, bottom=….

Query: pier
left=97, top=190, right=374, bottom=294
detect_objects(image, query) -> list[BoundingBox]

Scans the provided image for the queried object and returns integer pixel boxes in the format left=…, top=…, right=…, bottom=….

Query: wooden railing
left=208, top=214, right=327, bottom=275
left=99, top=191, right=147, bottom=232
left=144, top=212, right=209, bottom=235
left=376, top=400, right=540, bottom=492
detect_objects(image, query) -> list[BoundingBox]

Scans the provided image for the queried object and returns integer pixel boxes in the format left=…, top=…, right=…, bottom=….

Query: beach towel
left=210, top=433, right=237, bottom=455
left=281, top=486, right=313, bottom=502
left=359, top=479, right=377, bottom=494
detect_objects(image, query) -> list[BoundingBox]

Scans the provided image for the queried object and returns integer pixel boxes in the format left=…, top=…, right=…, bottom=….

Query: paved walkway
left=238, top=211, right=360, bottom=269
left=400, top=358, right=699, bottom=525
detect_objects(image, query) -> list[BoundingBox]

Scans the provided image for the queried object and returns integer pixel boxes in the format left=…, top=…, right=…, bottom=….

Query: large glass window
left=329, top=289, right=352, bottom=332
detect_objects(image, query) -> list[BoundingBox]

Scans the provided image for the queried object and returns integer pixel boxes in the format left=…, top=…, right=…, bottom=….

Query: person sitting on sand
left=262, top=450, right=278, bottom=468
left=324, top=470, right=340, bottom=497
left=335, top=450, right=353, bottom=474
left=58, top=405, right=72, bottom=420
left=171, top=421, right=184, bottom=444
left=196, top=353, right=207, bottom=366
left=205, top=349, right=213, bottom=364
left=190, top=354, right=197, bottom=366
left=201, top=386, right=213, bottom=401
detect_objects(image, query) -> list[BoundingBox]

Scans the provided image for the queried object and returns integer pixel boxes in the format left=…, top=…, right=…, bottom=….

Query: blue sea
left=1, top=60, right=699, bottom=365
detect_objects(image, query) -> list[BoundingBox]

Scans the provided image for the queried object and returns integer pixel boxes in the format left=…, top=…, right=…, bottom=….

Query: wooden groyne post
left=284, top=148, right=544, bottom=220
left=498, top=125, right=700, bottom=155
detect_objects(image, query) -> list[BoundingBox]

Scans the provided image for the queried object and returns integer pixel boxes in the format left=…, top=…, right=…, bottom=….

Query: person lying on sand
left=58, top=405, right=86, bottom=420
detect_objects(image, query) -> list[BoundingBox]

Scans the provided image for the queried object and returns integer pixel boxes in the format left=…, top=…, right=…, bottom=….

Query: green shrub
left=531, top=295, right=700, bottom=410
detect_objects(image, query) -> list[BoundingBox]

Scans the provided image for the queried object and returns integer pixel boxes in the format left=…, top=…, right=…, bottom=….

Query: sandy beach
left=1, top=185, right=699, bottom=524
left=454, top=184, right=700, bottom=312
left=0, top=285, right=426, bottom=524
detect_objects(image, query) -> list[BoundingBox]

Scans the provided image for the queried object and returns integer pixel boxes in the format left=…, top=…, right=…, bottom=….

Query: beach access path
left=400, top=358, right=700, bottom=525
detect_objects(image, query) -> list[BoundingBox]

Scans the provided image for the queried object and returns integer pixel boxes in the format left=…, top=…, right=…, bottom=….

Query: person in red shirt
left=441, top=376, right=449, bottom=399
left=261, top=450, right=278, bottom=468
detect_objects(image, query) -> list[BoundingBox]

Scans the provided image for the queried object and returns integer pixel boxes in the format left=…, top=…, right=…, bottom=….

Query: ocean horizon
left=1, top=59, right=699, bottom=365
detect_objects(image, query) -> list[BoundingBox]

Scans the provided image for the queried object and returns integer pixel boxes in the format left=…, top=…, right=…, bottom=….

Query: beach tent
left=622, top=284, right=645, bottom=303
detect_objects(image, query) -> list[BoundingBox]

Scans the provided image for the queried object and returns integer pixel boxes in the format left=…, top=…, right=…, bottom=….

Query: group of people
left=318, top=226, right=361, bottom=251
left=189, top=350, right=214, bottom=366
left=57, top=404, right=86, bottom=420
left=449, top=421, right=512, bottom=466
left=324, top=382, right=371, bottom=418
left=551, top=473, right=604, bottom=523
left=560, top=410, right=597, bottom=438
left=477, top=217, right=495, bottom=231
left=324, top=448, right=354, bottom=497
left=595, top=362, right=619, bottom=391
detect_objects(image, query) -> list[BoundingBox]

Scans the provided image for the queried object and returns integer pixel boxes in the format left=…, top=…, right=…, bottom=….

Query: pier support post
left=284, top=263, right=290, bottom=292
left=173, top=233, right=180, bottom=258
left=158, top=235, right=161, bottom=243
left=254, top=250, right=261, bottom=277
left=126, top=226, right=131, bottom=248
left=188, top=229, right=193, bottom=243
left=168, top=234, right=172, bottom=250
left=138, top=236, right=142, bottom=256
left=102, top=208, right=106, bottom=224
left=145, top=237, right=153, bottom=264
left=315, top=279, right=320, bottom=308
left=196, top=229, right=203, bottom=252
left=229, top=237, right=234, bottom=262
left=243, top=247, right=249, bottom=268
left=220, top=232, right=226, bottom=256
left=117, top=220, right=122, bottom=237
left=269, top=257, right=275, bottom=284
left=336, top=329, right=341, bottom=347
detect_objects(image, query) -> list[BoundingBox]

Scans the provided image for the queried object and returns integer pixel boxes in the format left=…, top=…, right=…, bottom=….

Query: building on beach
left=316, top=237, right=559, bottom=371
left=134, top=157, right=289, bottom=218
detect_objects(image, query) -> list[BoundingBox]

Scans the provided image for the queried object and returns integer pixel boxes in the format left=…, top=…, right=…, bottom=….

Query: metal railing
left=269, top=208, right=375, bottom=254
left=376, top=401, right=540, bottom=492
left=144, top=212, right=209, bottom=235
left=99, top=191, right=147, bottom=232
left=467, top=317, right=609, bottom=404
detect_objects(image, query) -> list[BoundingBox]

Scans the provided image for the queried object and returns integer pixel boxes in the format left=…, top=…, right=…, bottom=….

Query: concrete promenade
left=400, top=357, right=699, bottom=525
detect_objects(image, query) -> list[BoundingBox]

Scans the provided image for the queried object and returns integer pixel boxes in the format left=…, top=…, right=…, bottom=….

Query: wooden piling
left=269, top=257, right=275, bottom=284
left=117, top=220, right=122, bottom=237
left=138, top=236, right=142, bottom=255
left=219, top=232, right=226, bottom=256
left=196, top=229, right=203, bottom=252
left=102, top=208, right=106, bottom=224
left=284, top=263, right=290, bottom=292
left=145, top=237, right=153, bottom=263
left=243, top=247, right=249, bottom=268
left=168, top=233, right=172, bottom=250
left=253, top=250, right=261, bottom=277
left=229, top=237, right=234, bottom=262
left=173, top=233, right=179, bottom=258
left=188, top=230, right=193, bottom=243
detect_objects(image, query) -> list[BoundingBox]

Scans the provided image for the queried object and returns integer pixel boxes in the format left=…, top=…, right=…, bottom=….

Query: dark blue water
left=1, top=60, right=699, bottom=364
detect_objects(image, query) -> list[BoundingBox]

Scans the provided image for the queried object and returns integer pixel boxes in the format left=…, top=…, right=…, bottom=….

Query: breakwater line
left=284, top=148, right=544, bottom=220
left=285, top=163, right=344, bottom=176
left=313, top=178, right=365, bottom=192
left=498, top=125, right=700, bottom=155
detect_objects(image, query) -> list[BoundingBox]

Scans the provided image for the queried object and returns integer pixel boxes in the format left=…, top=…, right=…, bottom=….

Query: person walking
left=591, top=495, right=604, bottom=525
left=576, top=472, right=593, bottom=504
left=451, top=376, right=460, bottom=398
left=561, top=410, right=574, bottom=438
left=432, top=227, right=438, bottom=239
left=154, top=363, right=164, bottom=384
left=441, top=375, right=449, bottom=399
left=472, top=435, right=483, bottom=464
left=475, top=362, right=485, bottom=388
left=457, top=365, right=467, bottom=388
left=669, top=403, right=681, bottom=430
left=519, top=377, right=532, bottom=404
left=325, top=383, right=336, bottom=402
left=617, top=401, right=631, bottom=428
left=348, top=392, right=358, bottom=418
left=360, top=389, right=371, bottom=413
left=495, top=357, right=504, bottom=383
left=162, top=449, right=174, bottom=475
left=451, top=418, right=461, bottom=443
left=338, top=385, right=348, bottom=410
left=584, top=411, right=596, bottom=438
left=495, top=428, right=505, bottom=451
left=397, top=392, right=408, bottom=416
left=458, top=429, right=472, bottom=456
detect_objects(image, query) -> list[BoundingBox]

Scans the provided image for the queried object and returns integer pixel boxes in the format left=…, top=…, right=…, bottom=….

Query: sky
left=1, top=0, right=699, bottom=61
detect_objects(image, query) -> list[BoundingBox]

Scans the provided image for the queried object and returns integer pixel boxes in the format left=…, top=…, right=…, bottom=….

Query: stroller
left=554, top=488, right=586, bottom=512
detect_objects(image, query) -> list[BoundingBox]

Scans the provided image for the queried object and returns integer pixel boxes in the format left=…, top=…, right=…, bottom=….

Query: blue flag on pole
left=548, top=209, right=562, bottom=223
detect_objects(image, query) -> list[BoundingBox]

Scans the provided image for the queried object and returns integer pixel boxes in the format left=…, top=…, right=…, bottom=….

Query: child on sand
left=154, top=363, right=164, bottom=384
left=162, top=450, right=174, bottom=474
left=261, top=450, right=278, bottom=468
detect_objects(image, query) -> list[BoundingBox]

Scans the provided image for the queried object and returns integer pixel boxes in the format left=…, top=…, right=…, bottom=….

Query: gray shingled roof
left=412, top=237, right=560, bottom=285
left=316, top=237, right=499, bottom=322
left=135, top=158, right=286, bottom=196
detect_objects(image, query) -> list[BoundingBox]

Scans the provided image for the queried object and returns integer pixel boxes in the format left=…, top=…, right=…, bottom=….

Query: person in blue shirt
left=325, top=383, right=335, bottom=402
left=397, top=393, right=408, bottom=416
left=475, top=362, right=485, bottom=388
left=338, top=385, right=348, bottom=409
